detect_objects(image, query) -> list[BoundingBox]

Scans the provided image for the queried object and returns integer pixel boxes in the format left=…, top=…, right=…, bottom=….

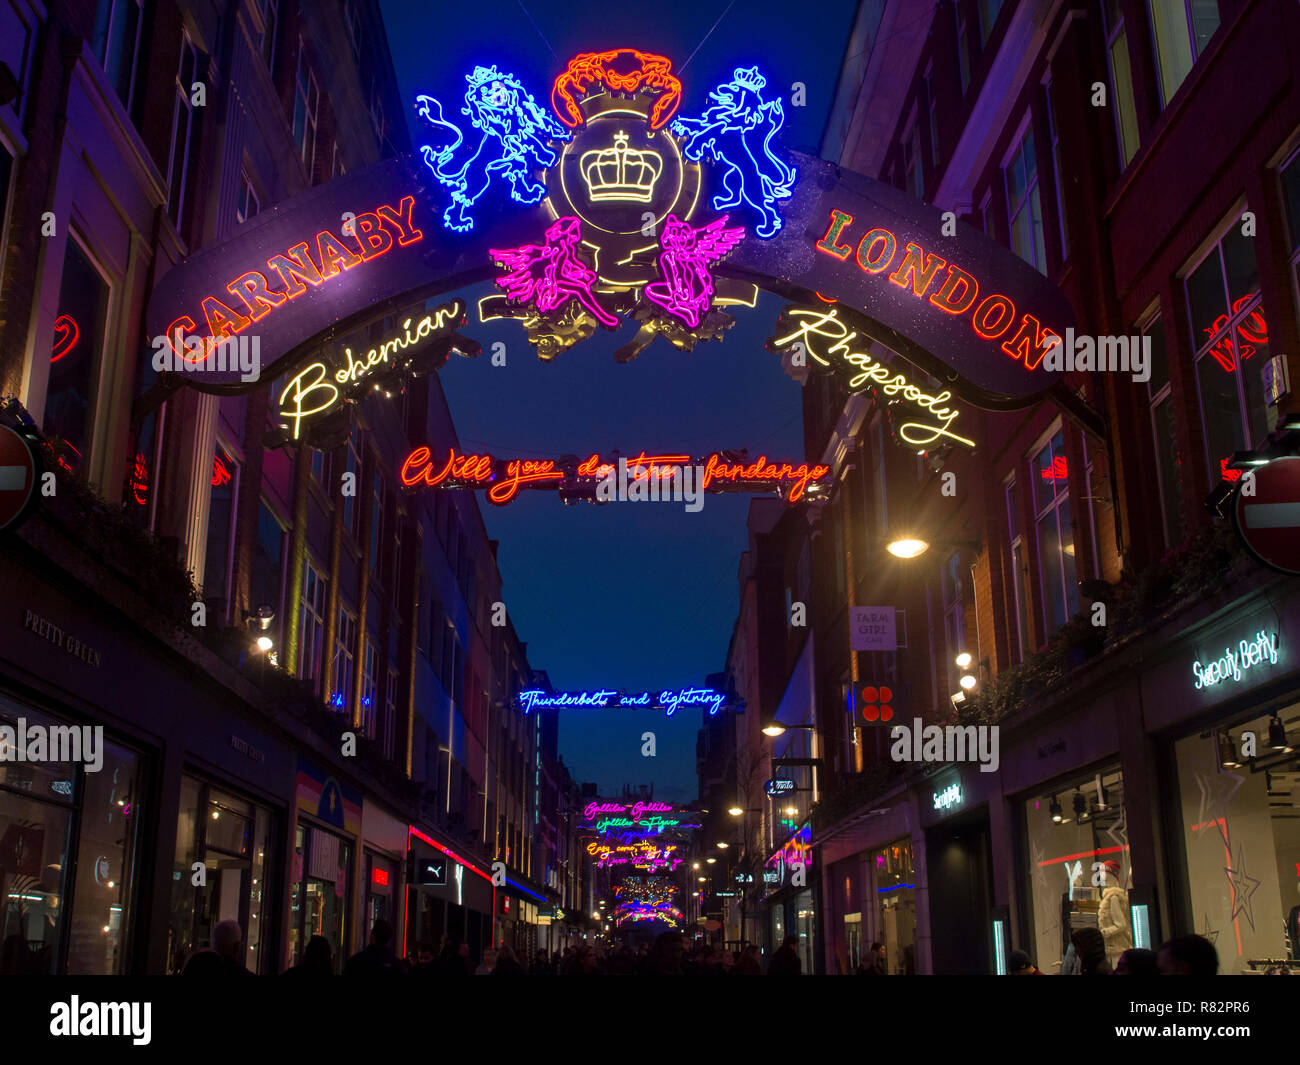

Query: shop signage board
left=1190, top=630, right=1280, bottom=691
left=416, top=857, right=448, bottom=886
left=932, top=783, right=962, bottom=811
left=850, top=606, right=896, bottom=651
left=144, top=50, right=1075, bottom=416
left=764, top=778, right=796, bottom=796
left=1232, top=456, right=1300, bottom=575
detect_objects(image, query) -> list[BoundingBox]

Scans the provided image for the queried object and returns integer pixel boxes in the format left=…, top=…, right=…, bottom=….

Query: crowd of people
left=177, top=919, right=1221, bottom=977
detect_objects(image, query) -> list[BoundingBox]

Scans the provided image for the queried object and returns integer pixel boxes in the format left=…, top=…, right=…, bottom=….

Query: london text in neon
left=815, top=209, right=1060, bottom=373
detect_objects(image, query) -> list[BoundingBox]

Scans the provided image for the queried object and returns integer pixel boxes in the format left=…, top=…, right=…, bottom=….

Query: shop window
left=289, top=823, right=353, bottom=971
left=331, top=606, right=357, bottom=713
left=1031, top=429, right=1079, bottom=635
left=292, top=38, right=319, bottom=175
left=1142, top=313, right=1187, bottom=548
left=871, top=839, right=917, bottom=974
left=1174, top=712, right=1299, bottom=971
left=93, top=0, right=145, bottom=119
left=1147, top=0, right=1220, bottom=108
left=1185, top=223, right=1274, bottom=484
left=364, top=852, right=397, bottom=935
left=1102, top=0, right=1140, bottom=167
left=251, top=500, right=287, bottom=648
left=1022, top=766, right=1129, bottom=974
left=1005, top=120, right=1047, bottom=275
left=1281, top=147, right=1300, bottom=327
left=203, top=444, right=239, bottom=615
left=166, top=31, right=199, bottom=227
left=1, top=698, right=143, bottom=974
left=299, top=558, right=326, bottom=684
left=44, top=236, right=109, bottom=472
left=168, top=776, right=274, bottom=973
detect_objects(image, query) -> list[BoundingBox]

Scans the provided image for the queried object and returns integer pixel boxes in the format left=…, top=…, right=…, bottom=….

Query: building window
left=903, top=115, right=923, bottom=201
left=1005, top=120, right=1047, bottom=275
left=257, top=0, right=279, bottom=74
left=1148, top=0, right=1220, bottom=107
left=299, top=559, right=326, bottom=683
left=1102, top=0, right=1140, bottom=167
left=332, top=606, right=357, bottom=712
left=955, top=1, right=971, bottom=95
left=1185, top=222, right=1273, bottom=484
left=203, top=444, right=240, bottom=614
left=1031, top=429, right=1079, bottom=635
left=1142, top=313, right=1186, bottom=548
left=978, top=0, right=1003, bottom=42
left=44, top=236, right=109, bottom=471
left=293, top=39, right=319, bottom=175
left=980, top=191, right=997, bottom=245
left=369, top=472, right=386, bottom=574
left=92, top=0, right=145, bottom=118
left=311, top=448, right=332, bottom=490
left=1044, top=77, right=1069, bottom=263
left=1006, top=476, right=1032, bottom=662
left=369, top=78, right=387, bottom=147
left=925, top=66, right=940, bottom=171
left=332, top=142, right=346, bottom=179
left=941, top=552, right=965, bottom=663
left=384, top=666, right=399, bottom=761
left=361, top=639, right=377, bottom=738
left=343, top=436, right=362, bottom=541
left=345, top=0, right=363, bottom=61
left=167, top=32, right=199, bottom=226
left=236, top=171, right=259, bottom=225
left=251, top=500, right=288, bottom=648
left=1281, top=147, right=1300, bottom=323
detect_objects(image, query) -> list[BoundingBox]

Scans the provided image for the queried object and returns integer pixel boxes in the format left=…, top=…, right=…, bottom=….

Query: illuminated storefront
left=405, top=826, right=495, bottom=962
left=288, top=760, right=361, bottom=972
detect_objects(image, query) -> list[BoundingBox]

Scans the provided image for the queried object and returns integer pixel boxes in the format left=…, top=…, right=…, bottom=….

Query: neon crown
left=580, top=132, right=663, bottom=203
left=729, top=66, right=765, bottom=91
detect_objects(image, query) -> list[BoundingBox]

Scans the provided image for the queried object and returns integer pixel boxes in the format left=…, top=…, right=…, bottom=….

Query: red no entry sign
left=1233, top=456, right=1300, bottom=575
left=0, top=424, right=38, bottom=533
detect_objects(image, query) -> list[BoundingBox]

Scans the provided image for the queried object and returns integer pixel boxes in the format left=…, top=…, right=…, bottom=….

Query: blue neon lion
left=671, top=67, right=797, bottom=239
left=415, top=66, right=569, bottom=232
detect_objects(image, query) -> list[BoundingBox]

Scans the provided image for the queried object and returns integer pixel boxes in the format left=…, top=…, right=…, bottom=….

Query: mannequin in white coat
left=1097, top=859, right=1132, bottom=967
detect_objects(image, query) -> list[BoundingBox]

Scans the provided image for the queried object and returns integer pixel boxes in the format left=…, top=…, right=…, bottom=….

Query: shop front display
left=168, top=774, right=277, bottom=974
left=871, top=838, right=917, bottom=974
left=1021, top=765, right=1129, bottom=974
left=1173, top=706, right=1300, bottom=972
left=0, top=694, right=143, bottom=974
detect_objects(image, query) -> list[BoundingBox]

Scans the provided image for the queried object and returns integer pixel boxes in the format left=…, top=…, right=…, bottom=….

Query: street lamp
left=762, top=723, right=816, bottom=738
left=716, top=841, right=729, bottom=849
left=886, top=537, right=929, bottom=559
left=729, top=807, right=762, bottom=817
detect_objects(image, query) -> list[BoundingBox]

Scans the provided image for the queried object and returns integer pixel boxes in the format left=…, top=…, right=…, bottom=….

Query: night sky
left=380, top=0, right=856, bottom=802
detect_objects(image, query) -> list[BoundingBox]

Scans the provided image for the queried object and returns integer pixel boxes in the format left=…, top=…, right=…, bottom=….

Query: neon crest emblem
left=415, top=65, right=569, bottom=232
left=671, top=66, right=797, bottom=238
left=644, top=214, right=746, bottom=328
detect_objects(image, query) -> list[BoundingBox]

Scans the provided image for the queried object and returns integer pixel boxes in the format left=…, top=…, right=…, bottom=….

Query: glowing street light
left=886, top=537, right=929, bottom=559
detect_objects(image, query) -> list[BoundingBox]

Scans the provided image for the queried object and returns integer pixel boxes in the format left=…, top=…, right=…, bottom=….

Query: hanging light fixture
left=1219, top=732, right=1242, bottom=769
left=1268, top=715, right=1292, bottom=753
left=1073, top=790, right=1088, bottom=822
left=1049, top=795, right=1063, bottom=824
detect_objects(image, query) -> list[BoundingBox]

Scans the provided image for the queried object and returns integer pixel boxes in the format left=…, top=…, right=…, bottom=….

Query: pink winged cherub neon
left=489, top=216, right=618, bottom=328
left=643, top=213, right=745, bottom=328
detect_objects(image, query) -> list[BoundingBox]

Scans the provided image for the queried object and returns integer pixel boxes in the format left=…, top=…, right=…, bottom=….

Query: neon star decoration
left=643, top=214, right=745, bottom=327
left=415, top=66, right=569, bottom=232
left=671, top=66, right=797, bottom=238
left=489, top=216, right=618, bottom=327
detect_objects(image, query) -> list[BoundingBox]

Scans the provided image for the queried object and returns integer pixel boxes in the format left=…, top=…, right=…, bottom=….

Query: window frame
left=166, top=30, right=199, bottom=227
left=292, top=37, right=319, bottom=175
left=1101, top=0, right=1140, bottom=168
left=331, top=604, right=358, bottom=713
left=1003, top=113, right=1047, bottom=275
left=299, top=556, right=327, bottom=687
left=1028, top=424, right=1079, bottom=637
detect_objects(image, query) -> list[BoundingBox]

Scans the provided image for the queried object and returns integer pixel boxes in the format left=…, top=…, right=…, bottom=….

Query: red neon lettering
left=887, top=242, right=947, bottom=298
left=372, top=867, right=389, bottom=886
left=1219, top=457, right=1242, bottom=482
left=315, top=230, right=363, bottom=279
left=164, top=315, right=199, bottom=364
left=928, top=264, right=979, bottom=316
left=376, top=196, right=424, bottom=246
left=1001, top=313, right=1058, bottom=371
left=577, top=453, right=601, bottom=476
left=816, top=209, right=854, bottom=261
left=227, top=270, right=286, bottom=321
left=1039, top=455, right=1067, bottom=481
left=351, top=211, right=394, bottom=259
left=201, top=296, right=251, bottom=341
left=488, top=459, right=563, bottom=504
left=972, top=294, right=1015, bottom=340
left=266, top=243, right=325, bottom=298
left=856, top=228, right=896, bottom=274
